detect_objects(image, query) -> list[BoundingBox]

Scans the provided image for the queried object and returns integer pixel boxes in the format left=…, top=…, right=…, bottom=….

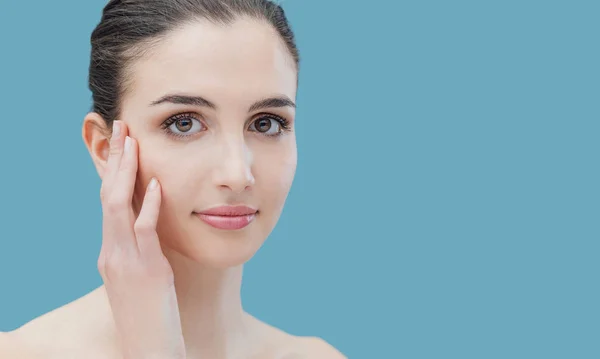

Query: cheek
left=133, top=137, right=297, bottom=214
left=134, top=144, right=208, bottom=212
left=254, top=139, right=297, bottom=204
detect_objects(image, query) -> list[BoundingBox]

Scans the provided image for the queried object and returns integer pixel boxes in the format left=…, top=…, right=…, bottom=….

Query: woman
left=0, top=0, right=345, bottom=358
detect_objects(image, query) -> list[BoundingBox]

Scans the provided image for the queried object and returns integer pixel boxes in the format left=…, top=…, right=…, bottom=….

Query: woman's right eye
left=162, top=114, right=206, bottom=138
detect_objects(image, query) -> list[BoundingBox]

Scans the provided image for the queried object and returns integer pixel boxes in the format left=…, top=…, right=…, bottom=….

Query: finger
left=107, top=135, right=139, bottom=224
left=101, top=121, right=129, bottom=194
left=99, top=121, right=126, bottom=252
left=111, top=134, right=139, bottom=204
left=102, top=135, right=139, bottom=252
left=134, top=177, right=163, bottom=257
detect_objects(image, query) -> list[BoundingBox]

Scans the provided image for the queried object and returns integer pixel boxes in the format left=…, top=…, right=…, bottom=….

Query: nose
left=212, top=138, right=255, bottom=194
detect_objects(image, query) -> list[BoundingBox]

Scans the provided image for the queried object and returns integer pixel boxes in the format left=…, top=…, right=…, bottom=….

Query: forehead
left=124, top=17, right=297, bottom=106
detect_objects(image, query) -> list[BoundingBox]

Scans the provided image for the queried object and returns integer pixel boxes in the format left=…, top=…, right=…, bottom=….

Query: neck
left=162, top=246, right=254, bottom=359
left=86, top=249, right=258, bottom=359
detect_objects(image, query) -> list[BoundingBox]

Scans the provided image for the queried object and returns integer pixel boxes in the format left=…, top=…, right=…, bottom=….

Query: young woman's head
left=83, top=0, right=300, bottom=269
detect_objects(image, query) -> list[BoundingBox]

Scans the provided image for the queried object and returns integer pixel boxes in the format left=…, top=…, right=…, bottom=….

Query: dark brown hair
left=88, top=0, right=299, bottom=129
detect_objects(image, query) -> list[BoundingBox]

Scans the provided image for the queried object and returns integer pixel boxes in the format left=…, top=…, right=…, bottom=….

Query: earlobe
left=82, top=112, right=111, bottom=180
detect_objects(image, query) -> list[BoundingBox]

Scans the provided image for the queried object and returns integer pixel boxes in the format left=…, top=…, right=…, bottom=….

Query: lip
left=194, top=206, right=258, bottom=230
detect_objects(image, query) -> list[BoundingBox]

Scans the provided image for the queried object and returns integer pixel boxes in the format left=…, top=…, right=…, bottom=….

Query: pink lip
left=194, top=206, right=257, bottom=230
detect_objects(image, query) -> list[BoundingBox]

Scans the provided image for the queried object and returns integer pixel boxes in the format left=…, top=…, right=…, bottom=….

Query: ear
left=82, top=112, right=112, bottom=180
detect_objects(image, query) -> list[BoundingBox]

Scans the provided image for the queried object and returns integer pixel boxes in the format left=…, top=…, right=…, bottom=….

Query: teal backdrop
left=0, top=1, right=598, bottom=358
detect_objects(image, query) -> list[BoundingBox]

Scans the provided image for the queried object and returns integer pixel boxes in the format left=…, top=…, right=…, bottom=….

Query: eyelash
left=160, top=112, right=291, bottom=140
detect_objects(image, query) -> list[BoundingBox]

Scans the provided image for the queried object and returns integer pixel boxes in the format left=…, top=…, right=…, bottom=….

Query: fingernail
left=113, top=121, right=121, bottom=137
left=148, top=177, right=158, bottom=191
left=124, top=136, right=132, bottom=153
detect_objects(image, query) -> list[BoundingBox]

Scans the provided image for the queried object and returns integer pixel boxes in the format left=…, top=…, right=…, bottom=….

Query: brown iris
left=175, top=118, right=193, bottom=132
left=255, top=117, right=272, bottom=133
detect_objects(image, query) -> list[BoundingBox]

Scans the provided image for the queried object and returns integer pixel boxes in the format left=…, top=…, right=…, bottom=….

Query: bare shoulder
left=276, top=335, right=346, bottom=359
left=0, top=330, right=37, bottom=359
left=296, top=336, right=346, bottom=359
left=0, top=332, right=16, bottom=357
left=0, top=324, right=64, bottom=359
left=0, top=323, right=118, bottom=359
left=0, top=287, right=119, bottom=359
left=0, top=307, right=67, bottom=359
left=249, top=315, right=346, bottom=359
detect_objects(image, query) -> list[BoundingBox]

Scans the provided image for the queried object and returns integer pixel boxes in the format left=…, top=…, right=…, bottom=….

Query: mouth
left=193, top=205, right=258, bottom=230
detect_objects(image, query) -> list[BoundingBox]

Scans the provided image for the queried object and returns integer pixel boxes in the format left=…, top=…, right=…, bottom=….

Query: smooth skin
left=98, top=124, right=186, bottom=359
left=0, top=17, right=345, bottom=359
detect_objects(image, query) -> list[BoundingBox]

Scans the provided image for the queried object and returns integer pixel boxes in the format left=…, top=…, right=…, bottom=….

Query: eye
left=248, top=114, right=290, bottom=137
left=161, top=113, right=206, bottom=138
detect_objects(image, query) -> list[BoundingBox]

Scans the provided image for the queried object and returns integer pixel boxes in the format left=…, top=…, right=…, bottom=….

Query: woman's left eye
left=248, top=115, right=287, bottom=136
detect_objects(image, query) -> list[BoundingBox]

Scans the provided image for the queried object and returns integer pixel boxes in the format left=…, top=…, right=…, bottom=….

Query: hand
left=98, top=120, right=186, bottom=359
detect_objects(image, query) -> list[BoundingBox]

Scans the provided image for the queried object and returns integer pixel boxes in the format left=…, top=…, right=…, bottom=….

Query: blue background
left=1, top=1, right=598, bottom=358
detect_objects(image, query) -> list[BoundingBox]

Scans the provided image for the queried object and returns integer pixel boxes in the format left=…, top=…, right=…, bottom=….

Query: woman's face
left=107, top=18, right=297, bottom=268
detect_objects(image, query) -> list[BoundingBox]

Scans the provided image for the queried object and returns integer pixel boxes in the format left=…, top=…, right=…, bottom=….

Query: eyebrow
left=150, top=94, right=296, bottom=112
